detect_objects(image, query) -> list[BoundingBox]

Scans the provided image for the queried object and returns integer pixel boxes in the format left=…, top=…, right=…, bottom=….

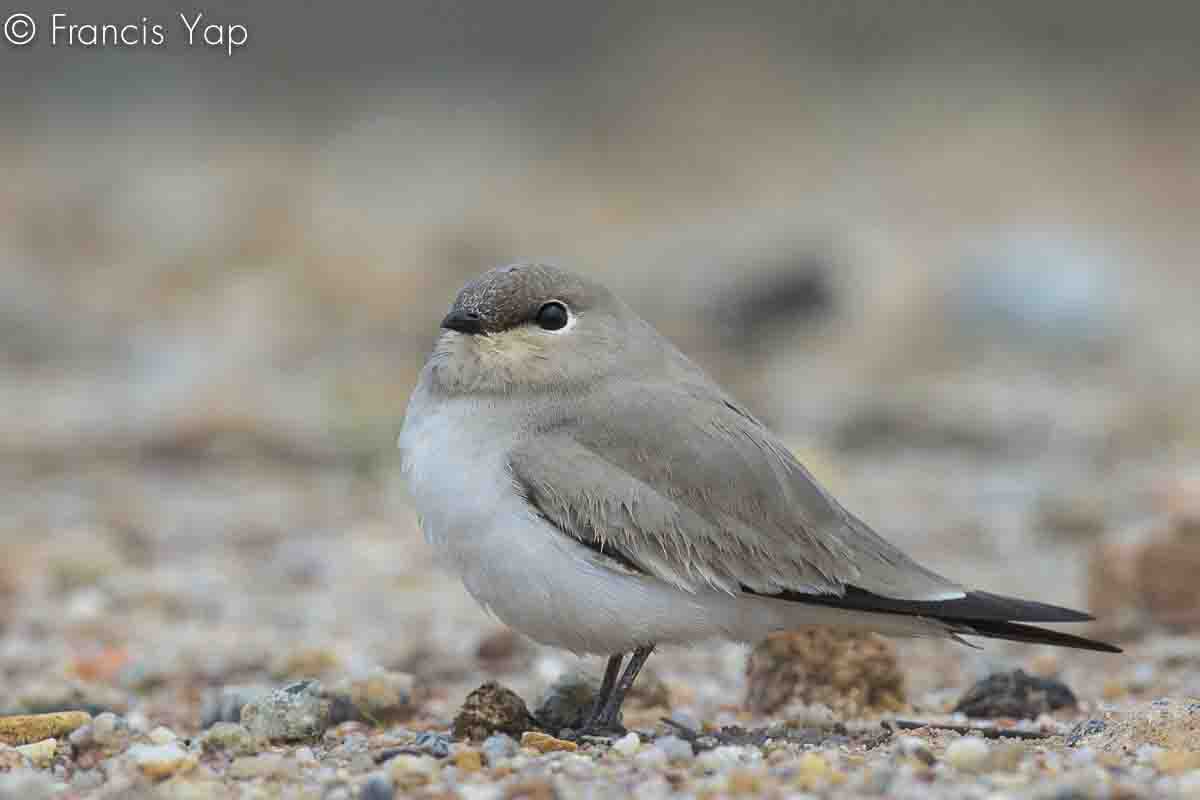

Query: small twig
left=887, top=719, right=1051, bottom=740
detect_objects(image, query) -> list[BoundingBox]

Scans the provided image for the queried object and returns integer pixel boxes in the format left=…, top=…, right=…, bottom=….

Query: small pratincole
left=399, top=263, right=1120, bottom=735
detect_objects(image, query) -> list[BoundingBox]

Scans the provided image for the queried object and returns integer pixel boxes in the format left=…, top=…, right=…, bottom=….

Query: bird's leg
left=586, top=653, right=623, bottom=727
left=588, top=644, right=655, bottom=734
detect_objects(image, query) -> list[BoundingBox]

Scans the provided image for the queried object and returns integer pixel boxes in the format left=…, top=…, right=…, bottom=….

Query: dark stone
left=953, top=669, right=1078, bottom=720
left=358, top=774, right=394, bottom=800
left=452, top=681, right=534, bottom=741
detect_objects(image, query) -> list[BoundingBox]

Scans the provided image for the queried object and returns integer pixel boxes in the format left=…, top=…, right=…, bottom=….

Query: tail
left=756, top=586, right=1122, bottom=653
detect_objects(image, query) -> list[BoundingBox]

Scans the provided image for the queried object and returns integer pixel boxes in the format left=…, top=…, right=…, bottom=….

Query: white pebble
left=16, top=738, right=57, bottom=768
left=147, top=726, right=178, bottom=745
left=654, top=735, right=695, bottom=762
left=613, top=732, right=640, bottom=756
left=697, top=745, right=756, bottom=772
left=128, top=742, right=195, bottom=778
left=945, top=737, right=991, bottom=773
left=895, top=735, right=936, bottom=764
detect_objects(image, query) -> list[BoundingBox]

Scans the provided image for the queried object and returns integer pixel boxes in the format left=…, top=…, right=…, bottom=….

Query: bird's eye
left=535, top=301, right=569, bottom=331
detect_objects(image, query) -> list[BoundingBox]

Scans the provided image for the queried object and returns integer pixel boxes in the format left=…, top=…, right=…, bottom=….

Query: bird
left=398, top=263, right=1120, bottom=736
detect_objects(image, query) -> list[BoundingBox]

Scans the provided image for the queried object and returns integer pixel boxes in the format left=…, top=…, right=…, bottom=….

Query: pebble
left=612, top=732, right=640, bottom=756
left=67, top=724, right=93, bottom=749
left=945, top=737, right=992, bottom=773
left=15, top=738, right=56, bottom=768
left=453, top=748, right=484, bottom=772
left=520, top=731, right=578, bottom=753
left=453, top=682, right=532, bottom=741
left=128, top=742, right=197, bottom=779
left=327, top=669, right=415, bottom=725
left=653, top=735, right=695, bottom=762
left=200, top=722, right=265, bottom=756
left=228, top=752, right=291, bottom=779
left=726, top=768, right=765, bottom=794
left=294, top=746, right=318, bottom=766
left=795, top=751, right=834, bottom=787
left=0, top=744, right=27, bottom=771
left=91, top=712, right=131, bottom=748
left=894, top=736, right=937, bottom=766
left=697, top=745, right=758, bottom=772
left=0, top=712, right=91, bottom=746
left=666, top=711, right=700, bottom=733
left=386, top=754, right=439, bottom=788
left=240, top=680, right=332, bottom=742
left=533, top=671, right=597, bottom=732
left=480, top=733, right=518, bottom=765
left=201, top=685, right=269, bottom=728
left=413, top=730, right=452, bottom=758
left=359, top=773, right=395, bottom=800
left=148, top=725, right=179, bottom=745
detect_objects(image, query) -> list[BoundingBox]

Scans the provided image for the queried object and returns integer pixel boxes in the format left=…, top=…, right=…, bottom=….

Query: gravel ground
left=3, top=336, right=1199, bottom=799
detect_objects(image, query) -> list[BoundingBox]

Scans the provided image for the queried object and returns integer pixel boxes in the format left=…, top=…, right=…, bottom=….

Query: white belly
left=400, top=391, right=947, bottom=655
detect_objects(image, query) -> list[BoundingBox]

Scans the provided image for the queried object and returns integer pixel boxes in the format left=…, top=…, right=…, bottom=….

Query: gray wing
left=507, top=378, right=965, bottom=602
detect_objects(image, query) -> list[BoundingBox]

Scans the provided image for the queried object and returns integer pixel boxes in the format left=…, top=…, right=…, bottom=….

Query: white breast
left=399, top=383, right=950, bottom=655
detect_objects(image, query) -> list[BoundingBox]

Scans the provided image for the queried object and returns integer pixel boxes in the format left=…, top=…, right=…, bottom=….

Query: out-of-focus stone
left=626, top=669, right=672, bottom=711
left=1135, top=535, right=1200, bottom=626
left=1038, top=487, right=1108, bottom=540
left=611, top=732, right=640, bottom=756
left=453, top=682, right=533, bottom=742
left=745, top=629, right=905, bottom=718
left=520, top=731, right=577, bottom=753
left=533, top=672, right=597, bottom=732
left=325, top=669, right=415, bottom=725
left=0, top=744, right=27, bottom=772
left=359, top=773, right=395, bottom=800
left=129, top=742, right=197, bottom=779
left=240, top=680, right=332, bottom=742
left=90, top=712, right=131, bottom=748
left=480, top=734, right=518, bottom=765
left=270, top=646, right=342, bottom=680
left=0, top=712, right=90, bottom=746
left=944, top=737, right=991, bottom=773
left=200, top=686, right=269, bottom=728
left=148, top=726, right=179, bottom=745
left=476, top=629, right=524, bottom=662
left=43, top=526, right=128, bottom=591
left=501, top=777, right=557, bottom=800
left=11, top=681, right=126, bottom=719
left=1089, top=509, right=1200, bottom=631
left=453, top=748, right=483, bottom=772
left=953, top=669, right=1077, bottom=719
left=227, top=752, right=291, bottom=779
left=653, top=735, right=694, bottom=762
left=199, top=722, right=266, bottom=756
left=386, top=753, right=439, bottom=789
left=14, top=739, right=55, bottom=768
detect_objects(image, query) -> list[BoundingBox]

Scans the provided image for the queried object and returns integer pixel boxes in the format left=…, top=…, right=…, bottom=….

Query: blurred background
left=2, top=0, right=1199, bottom=728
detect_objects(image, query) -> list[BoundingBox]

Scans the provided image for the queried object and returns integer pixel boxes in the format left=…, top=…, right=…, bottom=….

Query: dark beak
left=440, top=309, right=486, bottom=335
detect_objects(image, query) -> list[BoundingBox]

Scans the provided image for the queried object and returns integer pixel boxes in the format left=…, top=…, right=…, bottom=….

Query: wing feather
left=508, top=378, right=964, bottom=601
